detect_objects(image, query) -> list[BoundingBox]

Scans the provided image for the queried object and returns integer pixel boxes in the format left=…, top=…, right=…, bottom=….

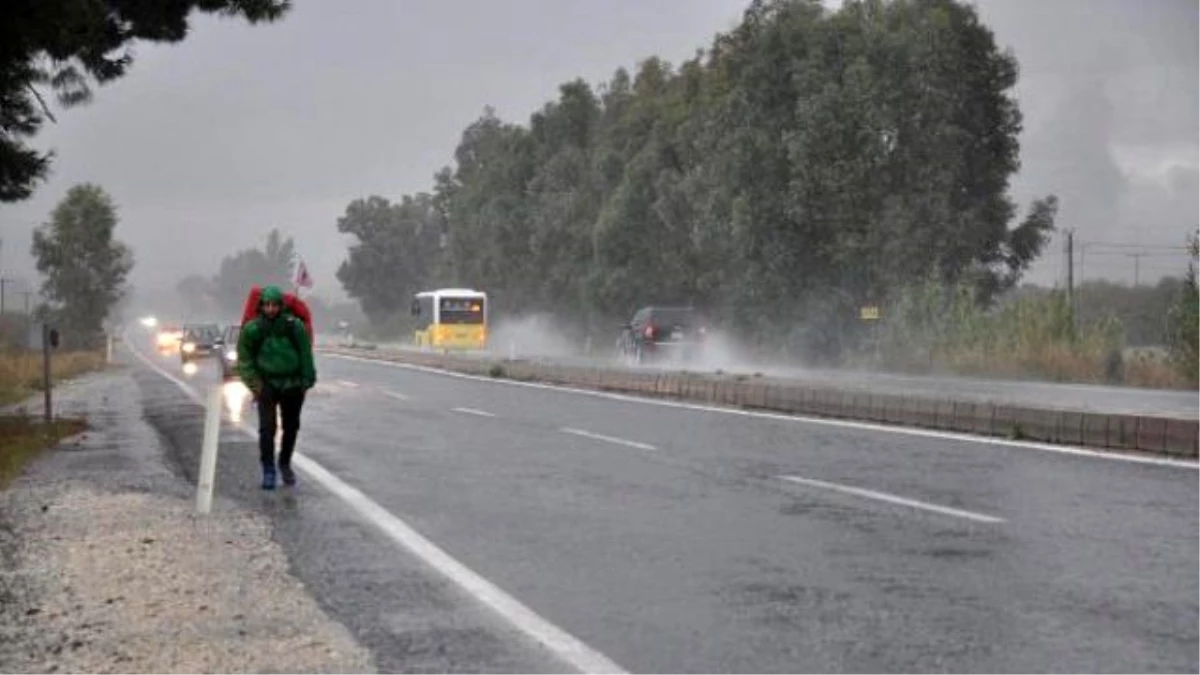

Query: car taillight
left=643, top=325, right=655, bottom=339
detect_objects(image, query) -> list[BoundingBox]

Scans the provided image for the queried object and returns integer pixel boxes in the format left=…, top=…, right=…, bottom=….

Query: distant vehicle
left=411, top=288, right=488, bottom=351
left=217, top=324, right=241, bottom=380
left=617, top=306, right=706, bottom=366
left=180, top=323, right=221, bottom=364
left=156, top=324, right=184, bottom=354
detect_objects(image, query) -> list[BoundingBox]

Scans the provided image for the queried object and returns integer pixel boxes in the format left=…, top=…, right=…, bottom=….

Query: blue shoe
left=261, top=466, right=277, bottom=491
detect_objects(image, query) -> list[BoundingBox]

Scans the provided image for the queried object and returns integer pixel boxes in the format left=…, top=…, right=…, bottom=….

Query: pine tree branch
left=25, top=84, right=58, bottom=124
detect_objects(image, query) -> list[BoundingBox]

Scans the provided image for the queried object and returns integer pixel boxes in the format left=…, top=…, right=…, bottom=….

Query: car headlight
left=182, top=342, right=196, bottom=353
left=225, top=349, right=237, bottom=361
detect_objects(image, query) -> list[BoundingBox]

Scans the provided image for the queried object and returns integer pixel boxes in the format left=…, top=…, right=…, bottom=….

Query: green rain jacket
left=236, top=285, right=316, bottom=393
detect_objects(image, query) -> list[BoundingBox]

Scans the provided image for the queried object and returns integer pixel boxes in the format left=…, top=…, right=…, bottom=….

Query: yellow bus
left=411, top=288, right=488, bottom=351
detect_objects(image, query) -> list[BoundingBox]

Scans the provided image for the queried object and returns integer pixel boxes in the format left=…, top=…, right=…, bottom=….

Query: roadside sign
left=860, top=305, right=880, bottom=321
left=27, top=325, right=62, bottom=349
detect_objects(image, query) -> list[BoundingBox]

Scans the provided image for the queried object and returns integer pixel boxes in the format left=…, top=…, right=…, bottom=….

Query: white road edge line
left=324, top=353, right=1198, bottom=471
left=561, top=427, right=657, bottom=451
left=337, top=379, right=361, bottom=388
left=778, top=475, right=1006, bottom=524
left=124, top=338, right=626, bottom=675
left=453, top=407, right=497, bottom=418
left=382, top=390, right=410, bottom=402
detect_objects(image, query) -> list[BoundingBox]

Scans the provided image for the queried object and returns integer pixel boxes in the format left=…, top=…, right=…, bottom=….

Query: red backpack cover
left=240, top=286, right=314, bottom=341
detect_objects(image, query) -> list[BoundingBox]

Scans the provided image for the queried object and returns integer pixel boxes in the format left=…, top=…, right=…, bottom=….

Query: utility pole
left=22, top=290, right=31, bottom=315
left=1065, top=229, right=1075, bottom=316
left=0, top=276, right=7, bottom=316
left=1078, top=242, right=1086, bottom=287
left=43, top=323, right=52, bottom=422
left=1130, top=252, right=1142, bottom=286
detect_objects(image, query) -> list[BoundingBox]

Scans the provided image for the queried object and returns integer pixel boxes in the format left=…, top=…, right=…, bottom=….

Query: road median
left=321, top=345, right=1198, bottom=458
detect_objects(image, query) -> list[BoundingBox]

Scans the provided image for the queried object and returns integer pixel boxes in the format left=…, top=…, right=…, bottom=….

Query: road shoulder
left=0, top=369, right=375, bottom=673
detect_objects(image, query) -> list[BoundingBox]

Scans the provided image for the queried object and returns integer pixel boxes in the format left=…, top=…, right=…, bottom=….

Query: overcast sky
left=0, top=0, right=1195, bottom=304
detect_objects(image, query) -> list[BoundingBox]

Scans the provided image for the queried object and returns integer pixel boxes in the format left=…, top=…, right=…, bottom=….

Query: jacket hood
left=260, top=285, right=285, bottom=304
left=259, top=285, right=286, bottom=315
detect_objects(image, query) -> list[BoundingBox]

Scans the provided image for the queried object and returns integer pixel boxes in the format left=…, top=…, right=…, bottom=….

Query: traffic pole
left=196, top=384, right=222, bottom=514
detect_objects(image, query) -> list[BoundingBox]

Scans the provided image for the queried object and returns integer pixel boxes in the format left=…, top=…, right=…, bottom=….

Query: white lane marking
left=779, top=475, right=1005, bottom=524
left=453, top=407, right=497, bottom=418
left=560, top=427, right=657, bottom=451
left=287, top=456, right=622, bottom=674
left=337, top=379, right=361, bottom=388
left=324, top=353, right=1198, bottom=471
left=125, top=338, right=626, bottom=674
left=383, top=390, right=410, bottom=402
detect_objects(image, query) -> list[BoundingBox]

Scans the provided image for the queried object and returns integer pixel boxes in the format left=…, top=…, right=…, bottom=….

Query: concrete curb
left=320, top=347, right=1199, bottom=458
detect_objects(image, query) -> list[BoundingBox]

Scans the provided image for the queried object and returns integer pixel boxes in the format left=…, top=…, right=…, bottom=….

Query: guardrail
left=319, top=346, right=1198, bottom=458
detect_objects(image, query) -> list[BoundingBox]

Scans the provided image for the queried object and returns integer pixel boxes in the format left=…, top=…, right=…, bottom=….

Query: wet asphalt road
left=132, top=341, right=1198, bottom=673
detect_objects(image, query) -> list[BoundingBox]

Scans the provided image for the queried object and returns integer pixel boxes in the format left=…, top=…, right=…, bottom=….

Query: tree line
left=174, top=229, right=297, bottom=319
left=170, top=229, right=363, bottom=332
left=335, top=0, right=1060, bottom=361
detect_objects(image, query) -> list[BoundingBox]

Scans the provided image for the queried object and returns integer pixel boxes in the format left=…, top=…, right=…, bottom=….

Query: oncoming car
left=617, top=306, right=707, bottom=366
left=156, top=324, right=184, bottom=354
left=180, top=323, right=221, bottom=364
left=218, top=324, right=241, bottom=380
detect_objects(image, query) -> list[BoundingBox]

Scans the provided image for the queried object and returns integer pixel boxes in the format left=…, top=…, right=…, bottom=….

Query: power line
left=1078, top=241, right=1190, bottom=251
left=0, top=277, right=38, bottom=316
left=1072, top=246, right=1191, bottom=286
left=1075, top=249, right=1187, bottom=257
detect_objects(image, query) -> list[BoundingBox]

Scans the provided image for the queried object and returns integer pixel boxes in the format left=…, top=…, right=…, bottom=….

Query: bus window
left=439, top=297, right=484, bottom=324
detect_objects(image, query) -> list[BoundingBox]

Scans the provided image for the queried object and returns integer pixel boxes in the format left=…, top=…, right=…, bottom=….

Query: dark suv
left=617, top=307, right=706, bottom=366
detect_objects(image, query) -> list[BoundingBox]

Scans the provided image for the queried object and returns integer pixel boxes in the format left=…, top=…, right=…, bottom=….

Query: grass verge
left=0, top=350, right=106, bottom=406
left=876, top=281, right=1198, bottom=390
left=0, top=415, right=88, bottom=488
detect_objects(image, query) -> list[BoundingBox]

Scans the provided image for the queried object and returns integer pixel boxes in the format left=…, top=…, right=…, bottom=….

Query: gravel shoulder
left=0, top=368, right=376, bottom=674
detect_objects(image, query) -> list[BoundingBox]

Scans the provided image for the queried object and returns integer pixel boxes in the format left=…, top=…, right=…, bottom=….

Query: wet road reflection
left=223, top=380, right=249, bottom=423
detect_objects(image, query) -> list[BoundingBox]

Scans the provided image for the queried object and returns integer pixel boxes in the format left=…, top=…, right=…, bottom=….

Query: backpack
left=240, top=286, right=314, bottom=340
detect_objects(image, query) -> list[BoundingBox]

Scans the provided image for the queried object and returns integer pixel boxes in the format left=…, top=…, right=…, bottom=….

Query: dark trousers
left=257, top=386, right=306, bottom=469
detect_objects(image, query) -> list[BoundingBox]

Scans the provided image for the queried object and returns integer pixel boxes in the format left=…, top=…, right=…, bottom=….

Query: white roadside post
left=196, top=384, right=223, bottom=514
left=105, top=333, right=114, bottom=364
